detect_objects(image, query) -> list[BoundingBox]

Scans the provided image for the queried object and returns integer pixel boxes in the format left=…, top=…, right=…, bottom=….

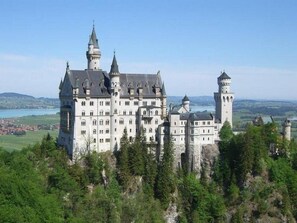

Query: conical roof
left=182, top=95, right=189, bottom=102
left=110, top=53, right=119, bottom=74
left=89, top=26, right=99, bottom=48
left=218, top=71, right=231, bottom=80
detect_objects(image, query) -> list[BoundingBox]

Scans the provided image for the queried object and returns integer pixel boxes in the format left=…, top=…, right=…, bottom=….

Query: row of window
left=190, top=129, right=211, bottom=134
left=82, top=118, right=160, bottom=126
left=81, top=110, right=160, bottom=117
left=191, top=137, right=211, bottom=142
left=81, top=100, right=158, bottom=107
left=143, top=110, right=158, bottom=115
left=173, top=121, right=212, bottom=126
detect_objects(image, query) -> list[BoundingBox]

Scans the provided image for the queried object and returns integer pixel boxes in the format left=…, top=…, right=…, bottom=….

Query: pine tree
left=155, top=137, right=175, bottom=208
left=117, top=128, right=131, bottom=189
left=129, top=135, right=145, bottom=176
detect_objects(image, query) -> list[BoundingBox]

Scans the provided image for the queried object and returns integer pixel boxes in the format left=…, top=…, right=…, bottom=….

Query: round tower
left=109, top=53, right=121, bottom=151
left=218, top=72, right=231, bottom=93
left=282, top=118, right=291, bottom=141
left=86, top=26, right=101, bottom=70
left=182, top=95, right=190, bottom=112
left=214, top=71, right=234, bottom=127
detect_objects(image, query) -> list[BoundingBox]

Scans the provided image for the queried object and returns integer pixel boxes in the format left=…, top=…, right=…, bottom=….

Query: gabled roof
left=66, top=70, right=110, bottom=97
left=61, top=69, right=165, bottom=98
left=120, top=73, right=163, bottom=98
left=218, top=71, right=231, bottom=80
left=179, top=112, right=213, bottom=121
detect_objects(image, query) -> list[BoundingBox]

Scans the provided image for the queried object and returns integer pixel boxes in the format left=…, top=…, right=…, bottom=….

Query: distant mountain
left=0, top=92, right=34, bottom=99
left=168, top=96, right=214, bottom=106
left=0, top=92, right=59, bottom=109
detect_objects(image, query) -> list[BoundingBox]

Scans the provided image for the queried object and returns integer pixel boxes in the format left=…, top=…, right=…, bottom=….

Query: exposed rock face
left=200, top=144, right=220, bottom=180
left=164, top=202, right=178, bottom=223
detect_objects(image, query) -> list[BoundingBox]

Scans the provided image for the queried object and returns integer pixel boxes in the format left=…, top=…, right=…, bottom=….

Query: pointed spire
left=161, top=82, right=166, bottom=96
left=110, top=52, right=119, bottom=74
left=89, top=25, right=99, bottom=48
left=182, top=95, right=190, bottom=102
left=66, top=61, right=70, bottom=74
left=59, top=79, right=63, bottom=90
left=219, top=71, right=231, bottom=80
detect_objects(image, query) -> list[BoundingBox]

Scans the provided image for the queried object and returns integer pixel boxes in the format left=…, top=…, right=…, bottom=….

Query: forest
left=1, top=122, right=297, bottom=222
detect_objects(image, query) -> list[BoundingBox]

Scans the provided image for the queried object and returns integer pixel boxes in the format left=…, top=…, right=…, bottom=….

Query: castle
left=58, top=27, right=234, bottom=170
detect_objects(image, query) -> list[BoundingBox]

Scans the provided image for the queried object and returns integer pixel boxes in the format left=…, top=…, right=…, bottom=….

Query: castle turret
left=182, top=95, right=190, bottom=112
left=161, top=82, right=167, bottom=119
left=214, top=71, right=234, bottom=127
left=282, top=118, right=291, bottom=141
left=86, top=25, right=101, bottom=70
left=109, top=53, right=121, bottom=151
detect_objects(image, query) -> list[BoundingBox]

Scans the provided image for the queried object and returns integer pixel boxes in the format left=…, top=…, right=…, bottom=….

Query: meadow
left=0, top=130, right=58, bottom=152
left=0, top=114, right=59, bottom=152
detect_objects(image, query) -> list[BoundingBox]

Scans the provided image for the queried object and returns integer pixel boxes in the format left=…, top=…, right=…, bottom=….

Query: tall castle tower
left=109, top=53, right=121, bottom=151
left=282, top=118, right=291, bottom=141
left=86, top=26, right=101, bottom=70
left=214, top=72, right=234, bottom=127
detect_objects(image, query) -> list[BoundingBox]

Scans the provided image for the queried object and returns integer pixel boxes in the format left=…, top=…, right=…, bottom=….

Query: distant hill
left=168, top=96, right=214, bottom=106
left=0, top=92, right=35, bottom=99
left=0, top=92, right=59, bottom=109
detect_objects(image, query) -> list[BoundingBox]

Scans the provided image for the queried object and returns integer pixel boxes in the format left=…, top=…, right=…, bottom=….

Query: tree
left=155, top=137, right=175, bottom=208
left=117, top=128, right=131, bottom=189
left=219, top=121, right=233, bottom=142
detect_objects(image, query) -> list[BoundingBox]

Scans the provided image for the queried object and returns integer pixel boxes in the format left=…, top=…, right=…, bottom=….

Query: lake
left=0, top=108, right=60, bottom=118
left=191, top=105, right=215, bottom=112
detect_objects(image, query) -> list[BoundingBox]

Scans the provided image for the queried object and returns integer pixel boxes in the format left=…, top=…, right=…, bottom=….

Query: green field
left=0, top=130, right=58, bottom=152
left=0, top=114, right=60, bottom=152
left=17, top=114, right=60, bottom=125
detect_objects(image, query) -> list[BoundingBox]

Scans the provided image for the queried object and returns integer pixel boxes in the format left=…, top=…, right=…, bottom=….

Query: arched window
left=93, top=120, right=97, bottom=126
left=119, top=118, right=124, bottom=125
left=106, top=120, right=109, bottom=125
left=155, top=110, right=158, bottom=115
left=129, top=119, right=132, bottom=124
left=93, top=129, right=96, bottom=134
left=143, top=110, right=146, bottom=115
left=99, top=119, right=103, bottom=125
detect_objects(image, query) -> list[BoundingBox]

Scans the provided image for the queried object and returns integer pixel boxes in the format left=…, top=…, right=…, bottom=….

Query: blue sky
left=0, top=0, right=297, bottom=100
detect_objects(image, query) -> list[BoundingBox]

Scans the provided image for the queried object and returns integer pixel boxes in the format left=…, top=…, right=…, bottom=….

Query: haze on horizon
left=0, top=0, right=296, bottom=100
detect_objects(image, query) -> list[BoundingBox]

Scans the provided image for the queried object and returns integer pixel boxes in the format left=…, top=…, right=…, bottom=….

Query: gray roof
left=64, top=69, right=164, bottom=98
left=110, top=54, right=119, bottom=74
left=180, top=112, right=213, bottom=121
left=120, top=73, right=163, bottom=97
left=218, top=72, right=231, bottom=80
left=182, top=95, right=189, bottom=102
left=161, top=82, right=166, bottom=96
left=69, top=70, right=110, bottom=97
left=89, top=26, right=99, bottom=48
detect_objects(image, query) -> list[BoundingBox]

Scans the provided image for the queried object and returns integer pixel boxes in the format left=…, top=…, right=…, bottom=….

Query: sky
left=0, top=0, right=297, bottom=100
